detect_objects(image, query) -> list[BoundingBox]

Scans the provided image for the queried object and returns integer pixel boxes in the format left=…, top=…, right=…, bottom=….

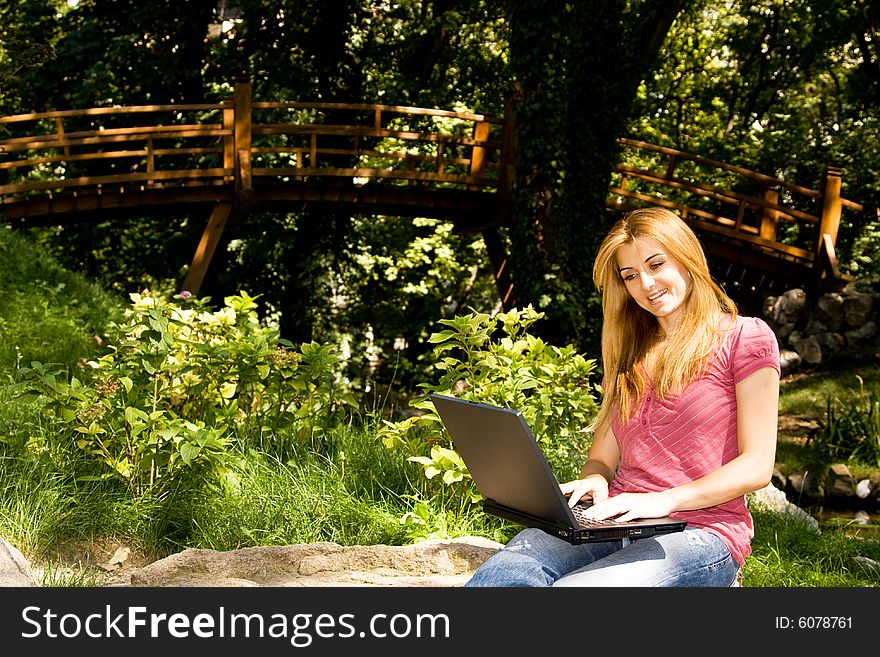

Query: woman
left=465, top=207, right=780, bottom=587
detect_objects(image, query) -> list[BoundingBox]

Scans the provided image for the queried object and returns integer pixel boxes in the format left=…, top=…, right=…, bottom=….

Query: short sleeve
left=730, top=316, right=780, bottom=384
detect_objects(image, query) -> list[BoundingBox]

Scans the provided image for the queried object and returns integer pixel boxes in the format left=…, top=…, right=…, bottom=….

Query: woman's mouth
left=648, top=289, right=667, bottom=304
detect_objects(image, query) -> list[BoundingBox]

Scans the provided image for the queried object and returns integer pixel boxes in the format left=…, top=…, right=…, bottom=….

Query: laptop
left=430, top=393, right=687, bottom=543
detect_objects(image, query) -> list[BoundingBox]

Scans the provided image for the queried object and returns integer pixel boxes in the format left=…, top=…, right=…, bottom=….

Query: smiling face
left=615, top=236, right=691, bottom=335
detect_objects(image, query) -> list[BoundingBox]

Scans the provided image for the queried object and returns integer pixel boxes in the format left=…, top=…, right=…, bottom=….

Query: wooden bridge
left=0, top=78, right=863, bottom=309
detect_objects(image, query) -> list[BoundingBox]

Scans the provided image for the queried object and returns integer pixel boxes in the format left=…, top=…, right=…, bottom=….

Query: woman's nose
left=640, top=271, right=655, bottom=288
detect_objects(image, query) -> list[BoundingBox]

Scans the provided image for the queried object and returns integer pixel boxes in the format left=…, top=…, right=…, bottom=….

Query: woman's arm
left=558, top=417, right=620, bottom=507
left=584, top=366, right=779, bottom=522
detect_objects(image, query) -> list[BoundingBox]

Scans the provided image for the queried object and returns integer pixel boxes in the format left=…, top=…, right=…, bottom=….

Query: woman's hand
left=559, top=474, right=609, bottom=508
left=581, top=490, right=675, bottom=522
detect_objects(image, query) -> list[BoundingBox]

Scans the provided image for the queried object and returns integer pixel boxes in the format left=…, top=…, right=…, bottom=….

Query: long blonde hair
left=590, top=207, right=737, bottom=429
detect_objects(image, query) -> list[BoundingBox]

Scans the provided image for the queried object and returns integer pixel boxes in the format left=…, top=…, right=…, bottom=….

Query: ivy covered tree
left=503, top=0, right=687, bottom=353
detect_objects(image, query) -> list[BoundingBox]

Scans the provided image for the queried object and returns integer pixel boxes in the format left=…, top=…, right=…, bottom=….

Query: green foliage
left=0, top=227, right=124, bottom=378
left=16, top=290, right=358, bottom=496
left=398, top=495, right=508, bottom=544
left=379, top=305, right=599, bottom=503
left=631, top=0, right=879, bottom=280
left=806, top=376, right=880, bottom=469
left=227, top=214, right=501, bottom=396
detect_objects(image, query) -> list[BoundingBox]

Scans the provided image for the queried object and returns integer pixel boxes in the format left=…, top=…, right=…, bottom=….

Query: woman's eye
left=650, top=261, right=664, bottom=270
left=623, top=273, right=637, bottom=282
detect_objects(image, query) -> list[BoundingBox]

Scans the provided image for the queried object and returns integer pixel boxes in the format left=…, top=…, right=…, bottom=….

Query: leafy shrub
left=379, top=306, right=600, bottom=503
left=16, top=290, right=357, bottom=496
left=806, top=376, right=880, bottom=469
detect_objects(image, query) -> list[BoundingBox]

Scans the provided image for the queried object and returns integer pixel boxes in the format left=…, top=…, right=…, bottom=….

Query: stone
left=791, top=335, right=823, bottom=365
left=778, top=321, right=797, bottom=340
left=844, top=320, right=877, bottom=345
left=825, top=463, right=856, bottom=499
left=747, top=483, right=819, bottom=532
left=842, top=290, right=874, bottom=327
left=816, top=331, right=846, bottom=354
left=779, top=349, right=802, bottom=375
left=111, top=537, right=503, bottom=587
left=0, top=537, right=39, bottom=587
left=788, top=470, right=824, bottom=504
left=767, top=288, right=807, bottom=325
left=814, top=293, right=844, bottom=331
left=804, top=318, right=828, bottom=336
left=771, top=468, right=788, bottom=491
left=852, top=556, right=880, bottom=575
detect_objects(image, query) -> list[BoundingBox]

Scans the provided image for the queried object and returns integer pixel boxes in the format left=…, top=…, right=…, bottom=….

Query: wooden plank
left=0, top=104, right=223, bottom=124
left=0, top=147, right=224, bottom=171
left=0, top=129, right=229, bottom=154
left=181, top=202, right=233, bottom=295
left=253, top=124, right=502, bottom=149
left=252, top=101, right=503, bottom=124
left=617, top=137, right=820, bottom=198
left=251, top=166, right=496, bottom=187
left=607, top=191, right=812, bottom=260
left=0, top=169, right=231, bottom=194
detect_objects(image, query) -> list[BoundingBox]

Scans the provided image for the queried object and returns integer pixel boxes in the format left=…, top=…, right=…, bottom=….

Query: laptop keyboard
left=571, top=503, right=621, bottom=527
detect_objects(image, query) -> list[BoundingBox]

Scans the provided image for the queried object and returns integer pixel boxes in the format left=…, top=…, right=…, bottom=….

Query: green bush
left=16, top=290, right=358, bottom=497
left=379, top=306, right=600, bottom=504
left=806, top=375, right=880, bottom=469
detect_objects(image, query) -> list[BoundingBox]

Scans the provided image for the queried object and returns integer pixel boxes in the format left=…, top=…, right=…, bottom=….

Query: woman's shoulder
left=726, top=314, right=776, bottom=340
left=718, top=314, right=780, bottom=375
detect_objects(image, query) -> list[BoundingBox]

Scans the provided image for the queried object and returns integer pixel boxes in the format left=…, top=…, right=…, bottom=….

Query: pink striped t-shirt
left=608, top=315, right=780, bottom=565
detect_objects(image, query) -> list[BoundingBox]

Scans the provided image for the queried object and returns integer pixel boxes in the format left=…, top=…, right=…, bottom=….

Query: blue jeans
left=464, top=527, right=740, bottom=587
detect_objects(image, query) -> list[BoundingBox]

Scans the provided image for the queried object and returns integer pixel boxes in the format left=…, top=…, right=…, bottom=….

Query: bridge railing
left=0, top=81, right=504, bottom=202
left=0, top=81, right=863, bottom=282
left=0, top=103, right=233, bottom=197
left=611, top=138, right=863, bottom=274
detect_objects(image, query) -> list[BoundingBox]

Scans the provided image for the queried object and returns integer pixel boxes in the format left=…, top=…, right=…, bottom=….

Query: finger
left=582, top=498, right=615, bottom=519
left=567, top=487, right=589, bottom=507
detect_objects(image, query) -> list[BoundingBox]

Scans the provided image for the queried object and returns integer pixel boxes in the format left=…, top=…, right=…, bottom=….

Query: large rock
left=747, top=483, right=820, bottom=532
left=825, top=463, right=856, bottom=500
left=111, top=536, right=503, bottom=587
left=0, top=537, right=39, bottom=587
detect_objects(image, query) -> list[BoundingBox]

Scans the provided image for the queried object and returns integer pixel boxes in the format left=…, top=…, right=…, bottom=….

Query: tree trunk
left=505, top=0, right=686, bottom=352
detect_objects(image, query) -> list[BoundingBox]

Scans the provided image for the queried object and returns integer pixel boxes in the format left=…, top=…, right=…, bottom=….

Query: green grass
left=745, top=509, right=880, bottom=586
left=778, top=364, right=880, bottom=416
left=0, top=228, right=878, bottom=586
left=0, top=226, right=125, bottom=377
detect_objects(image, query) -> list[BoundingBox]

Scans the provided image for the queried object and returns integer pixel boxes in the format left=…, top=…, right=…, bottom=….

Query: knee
left=464, top=528, right=561, bottom=587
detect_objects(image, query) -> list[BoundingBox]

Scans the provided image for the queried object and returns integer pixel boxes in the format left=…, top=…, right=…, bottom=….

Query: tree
left=504, top=0, right=687, bottom=353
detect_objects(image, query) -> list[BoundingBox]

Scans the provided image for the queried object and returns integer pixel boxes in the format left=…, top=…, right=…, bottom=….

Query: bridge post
left=181, top=202, right=234, bottom=295
left=469, top=121, right=490, bottom=182
left=759, top=184, right=779, bottom=241
left=814, top=165, right=843, bottom=280
left=223, top=98, right=235, bottom=182
left=234, top=76, right=253, bottom=195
